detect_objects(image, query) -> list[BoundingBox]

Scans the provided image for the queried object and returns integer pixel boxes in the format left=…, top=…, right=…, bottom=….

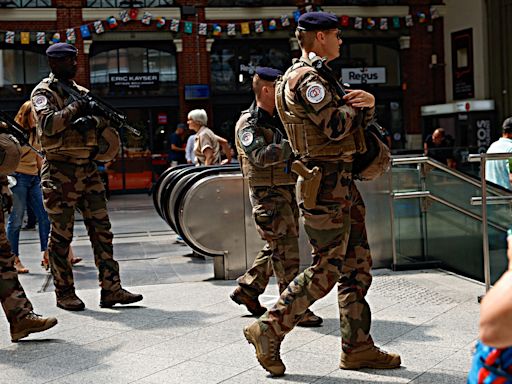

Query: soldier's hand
left=0, top=184, right=13, bottom=213
left=71, top=116, right=98, bottom=134
left=343, top=89, right=375, bottom=109
left=281, top=139, right=293, bottom=160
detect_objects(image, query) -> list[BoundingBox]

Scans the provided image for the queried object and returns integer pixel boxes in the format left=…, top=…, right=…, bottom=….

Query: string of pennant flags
left=0, top=6, right=440, bottom=46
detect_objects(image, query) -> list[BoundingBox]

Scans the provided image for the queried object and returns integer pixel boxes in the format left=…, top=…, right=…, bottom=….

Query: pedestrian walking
left=230, top=67, right=322, bottom=327
left=243, top=12, right=400, bottom=376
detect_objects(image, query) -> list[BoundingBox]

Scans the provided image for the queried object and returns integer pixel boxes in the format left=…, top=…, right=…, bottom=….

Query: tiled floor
left=1, top=194, right=483, bottom=383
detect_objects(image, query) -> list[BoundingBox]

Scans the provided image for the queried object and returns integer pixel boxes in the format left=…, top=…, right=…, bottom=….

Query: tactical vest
left=235, top=111, right=296, bottom=187
left=31, top=77, right=98, bottom=154
left=276, top=62, right=366, bottom=162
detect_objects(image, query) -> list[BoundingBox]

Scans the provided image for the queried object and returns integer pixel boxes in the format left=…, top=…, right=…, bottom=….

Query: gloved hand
left=71, top=116, right=98, bottom=134
left=281, top=139, right=293, bottom=160
left=0, top=183, right=13, bottom=213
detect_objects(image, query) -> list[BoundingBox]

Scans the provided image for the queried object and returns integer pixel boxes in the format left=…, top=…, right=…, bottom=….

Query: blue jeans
left=7, top=173, right=50, bottom=255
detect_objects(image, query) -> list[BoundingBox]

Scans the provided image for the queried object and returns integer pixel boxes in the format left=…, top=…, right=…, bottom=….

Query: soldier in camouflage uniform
left=244, top=13, right=401, bottom=376
left=230, top=67, right=322, bottom=327
left=0, top=124, right=57, bottom=341
left=31, top=43, right=142, bottom=311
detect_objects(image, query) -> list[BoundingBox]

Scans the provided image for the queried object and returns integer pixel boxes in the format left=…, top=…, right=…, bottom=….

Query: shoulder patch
left=32, top=95, right=48, bottom=111
left=305, top=83, right=325, bottom=104
left=240, top=131, right=254, bottom=147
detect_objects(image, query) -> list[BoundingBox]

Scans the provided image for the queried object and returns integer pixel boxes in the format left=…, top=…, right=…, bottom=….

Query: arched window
left=89, top=45, right=177, bottom=97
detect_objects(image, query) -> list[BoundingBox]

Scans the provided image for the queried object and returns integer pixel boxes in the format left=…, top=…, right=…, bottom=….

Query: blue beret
left=46, top=43, right=78, bottom=58
left=255, top=67, right=283, bottom=82
left=297, top=12, right=339, bottom=31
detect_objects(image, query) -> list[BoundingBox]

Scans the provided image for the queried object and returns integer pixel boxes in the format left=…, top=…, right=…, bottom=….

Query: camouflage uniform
left=0, top=176, right=33, bottom=324
left=264, top=57, right=376, bottom=352
left=31, top=74, right=121, bottom=296
left=235, top=104, right=299, bottom=296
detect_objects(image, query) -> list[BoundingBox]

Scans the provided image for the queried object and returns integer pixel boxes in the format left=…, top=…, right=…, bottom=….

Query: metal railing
left=468, top=153, right=512, bottom=293
left=389, top=155, right=512, bottom=285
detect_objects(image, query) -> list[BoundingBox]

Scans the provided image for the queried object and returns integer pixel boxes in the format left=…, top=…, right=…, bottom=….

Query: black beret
left=255, top=67, right=283, bottom=82
left=297, top=12, right=339, bottom=31
left=46, top=43, right=78, bottom=58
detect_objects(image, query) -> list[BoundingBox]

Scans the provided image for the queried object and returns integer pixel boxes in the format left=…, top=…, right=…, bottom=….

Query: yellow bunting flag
left=21, top=32, right=30, bottom=44
left=241, top=22, right=250, bottom=35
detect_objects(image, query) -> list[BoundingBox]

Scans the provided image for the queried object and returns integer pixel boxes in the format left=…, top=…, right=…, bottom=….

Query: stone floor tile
left=133, top=360, right=245, bottom=384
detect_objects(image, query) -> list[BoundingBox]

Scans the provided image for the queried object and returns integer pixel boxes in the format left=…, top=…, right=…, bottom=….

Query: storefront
left=88, top=38, right=179, bottom=192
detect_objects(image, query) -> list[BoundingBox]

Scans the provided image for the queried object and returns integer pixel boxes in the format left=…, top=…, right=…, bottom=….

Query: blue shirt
left=485, top=137, right=512, bottom=190
left=186, top=134, right=196, bottom=164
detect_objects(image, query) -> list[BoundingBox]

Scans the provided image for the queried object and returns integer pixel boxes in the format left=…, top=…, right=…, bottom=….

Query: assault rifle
left=0, top=110, right=44, bottom=157
left=55, top=80, right=141, bottom=137
left=309, top=53, right=389, bottom=140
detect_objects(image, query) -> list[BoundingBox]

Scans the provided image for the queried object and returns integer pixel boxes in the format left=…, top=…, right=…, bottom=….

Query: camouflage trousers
left=260, top=162, right=374, bottom=352
left=0, top=203, right=33, bottom=323
left=41, top=160, right=121, bottom=295
left=237, top=185, right=300, bottom=296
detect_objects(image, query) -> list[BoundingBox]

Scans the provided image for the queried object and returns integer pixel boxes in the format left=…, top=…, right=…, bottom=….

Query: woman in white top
left=187, top=109, right=231, bottom=166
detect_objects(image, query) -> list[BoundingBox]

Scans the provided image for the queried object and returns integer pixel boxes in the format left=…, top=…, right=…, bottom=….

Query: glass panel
left=24, top=50, right=49, bottom=84
left=119, top=47, right=146, bottom=73
left=211, top=48, right=236, bottom=92
left=349, top=43, right=373, bottom=67
left=90, top=47, right=177, bottom=97
left=425, top=169, right=510, bottom=229
left=0, top=50, right=23, bottom=87
left=147, top=49, right=176, bottom=82
left=376, top=45, right=400, bottom=86
left=2, top=0, right=51, bottom=7
left=391, top=166, right=424, bottom=264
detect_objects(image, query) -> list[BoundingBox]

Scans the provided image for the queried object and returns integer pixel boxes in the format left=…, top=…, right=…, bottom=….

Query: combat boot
left=297, top=309, right=323, bottom=327
left=10, top=312, right=58, bottom=342
left=100, top=288, right=143, bottom=308
left=56, top=290, right=85, bottom=311
left=339, top=345, right=401, bottom=370
left=244, top=321, right=285, bottom=376
left=230, top=287, right=267, bottom=317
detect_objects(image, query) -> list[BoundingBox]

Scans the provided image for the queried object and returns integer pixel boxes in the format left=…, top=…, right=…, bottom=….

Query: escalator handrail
left=174, top=167, right=242, bottom=258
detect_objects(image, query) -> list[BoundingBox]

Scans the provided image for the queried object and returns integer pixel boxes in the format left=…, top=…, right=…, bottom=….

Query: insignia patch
left=241, top=131, right=254, bottom=147
left=33, top=95, right=48, bottom=111
left=305, top=83, right=325, bottom=104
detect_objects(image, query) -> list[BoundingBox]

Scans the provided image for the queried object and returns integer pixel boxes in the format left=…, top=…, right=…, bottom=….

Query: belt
left=45, top=154, right=90, bottom=165
left=305, top=160, right=352, bottom=173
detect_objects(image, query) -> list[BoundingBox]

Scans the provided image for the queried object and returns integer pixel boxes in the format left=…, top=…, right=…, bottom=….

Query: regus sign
left=342, top=67, right=386, bottom=85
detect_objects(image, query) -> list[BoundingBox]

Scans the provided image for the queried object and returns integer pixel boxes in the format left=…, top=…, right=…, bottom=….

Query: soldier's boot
left=56, top=289, right=85, bottom=311
left=230, top=286, right=267, bottom=317
left=243, top=321, right=285, bottom=376
left=339, top=345, right=401, bottom=370
left=100, top=288, right=143, bottom=308
left=10, top=312, right=58, bottom=342
left=297, top=309, right=323, bottom=327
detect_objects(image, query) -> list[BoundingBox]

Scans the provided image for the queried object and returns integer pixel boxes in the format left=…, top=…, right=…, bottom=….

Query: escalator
left=153, top=156, right=512, bottom=284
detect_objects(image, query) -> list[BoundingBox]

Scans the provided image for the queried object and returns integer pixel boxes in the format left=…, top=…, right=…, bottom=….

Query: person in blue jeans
left=6, top=101, right=50, bottom=273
